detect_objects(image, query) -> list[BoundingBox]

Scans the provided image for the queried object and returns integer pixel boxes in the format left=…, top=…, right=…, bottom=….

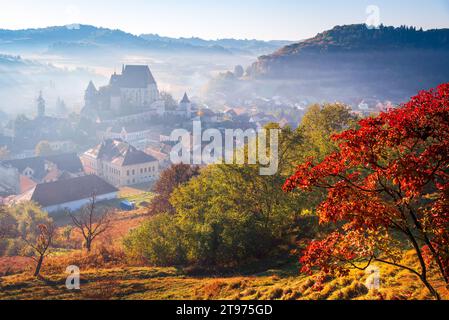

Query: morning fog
left=170, top=121, right=279, bottom=176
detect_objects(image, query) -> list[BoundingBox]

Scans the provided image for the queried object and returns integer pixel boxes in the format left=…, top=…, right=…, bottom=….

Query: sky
left=0, top=0, right=448, bottom=40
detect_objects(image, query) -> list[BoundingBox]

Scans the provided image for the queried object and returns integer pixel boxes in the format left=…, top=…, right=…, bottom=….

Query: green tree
left=124, top=213, right=186, bottom=266
left=0, top=202, right=52, bottom=257
left=300, top=103, right=357, bottom=161
left=0, top=206, right=17, bottom=239
left=125, top=125, right=310, bottom=267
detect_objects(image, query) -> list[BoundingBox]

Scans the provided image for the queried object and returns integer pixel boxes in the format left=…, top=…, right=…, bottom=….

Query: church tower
left=179, top=92, right=192, bottom=118
left=80, top=81, right=99, bottom=117
left=84, top=81, right=98, bottom=108
left=36, top=91, right=45, bottom=118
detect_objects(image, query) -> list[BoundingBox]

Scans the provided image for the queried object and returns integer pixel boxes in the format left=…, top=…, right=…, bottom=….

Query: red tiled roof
left=20, top=175, right=36, bottom=193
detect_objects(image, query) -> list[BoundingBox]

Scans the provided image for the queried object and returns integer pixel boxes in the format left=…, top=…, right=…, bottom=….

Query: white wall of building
left=43, top=191, right=118, bottom=214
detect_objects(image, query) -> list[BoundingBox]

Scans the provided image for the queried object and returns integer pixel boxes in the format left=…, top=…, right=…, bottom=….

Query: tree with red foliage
left=284, top=83, right=449, bottom=300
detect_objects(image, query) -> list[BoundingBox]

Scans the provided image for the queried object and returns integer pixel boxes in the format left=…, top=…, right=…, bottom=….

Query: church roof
left=181, top=92, right=191, bottom=104
left=110, top=65, right=157, bottom=89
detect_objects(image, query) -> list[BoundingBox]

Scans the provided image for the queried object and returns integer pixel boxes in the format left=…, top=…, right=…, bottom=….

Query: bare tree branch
left=69, top=193, right=112, bottom=253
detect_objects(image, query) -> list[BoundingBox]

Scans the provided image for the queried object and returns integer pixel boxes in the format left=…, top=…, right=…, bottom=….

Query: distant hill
left=268, top=24, right=449, bottom=55
left=0, top=25, right=292, bottom=56
left=0, top=25, right=229, bottom=55
left=242, top=24, right=449, bottom=103
left=140, top=34, right=294, bottom=55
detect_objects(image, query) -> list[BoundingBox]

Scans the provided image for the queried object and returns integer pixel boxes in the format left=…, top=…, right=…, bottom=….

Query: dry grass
left=0, top=257, right=33, bottom=276
left=1, top=204, right=448, bottom=300
left=1, top=258, right=448, bottom=300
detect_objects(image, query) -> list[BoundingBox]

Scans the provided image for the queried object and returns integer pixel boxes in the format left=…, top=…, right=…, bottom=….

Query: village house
left=96, top=122, right=162, bottom=150
left=0, top=153, right=85, bottom=196
left=14, top=175, right=118, bottom=214
left=81, top=139, right=160, bottom=187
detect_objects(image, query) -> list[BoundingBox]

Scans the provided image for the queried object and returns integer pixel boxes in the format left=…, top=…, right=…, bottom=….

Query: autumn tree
left=70, top=194, right=111, bottom=252
left=149, top=164, right=200, bottom=215
left=35, top=140, right=54, bottom=156
left=2, top=202, right=52, bottom=257
left=24, top=222, right=55, bottom=277
left=284, top=83, right=449, bottom=300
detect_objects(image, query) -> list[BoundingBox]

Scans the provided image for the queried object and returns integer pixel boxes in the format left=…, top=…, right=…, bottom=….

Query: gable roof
left=86, top=139, right=158, bottom=167
left=224, top=108, right=247, bottom=116
left=31, top=175, right=118, bottom=208
left=145, top=147, right=169, bottom=162
left=2, top=157, right=47, bottom=180
left=20, top=175, right=37, bottom=193
left=1, top=153, right=83, bottom=181
left=44, top=153, right=84, bottom=174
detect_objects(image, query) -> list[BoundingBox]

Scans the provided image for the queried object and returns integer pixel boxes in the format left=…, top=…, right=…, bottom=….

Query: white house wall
left=43, top=192, right=118, bottom=214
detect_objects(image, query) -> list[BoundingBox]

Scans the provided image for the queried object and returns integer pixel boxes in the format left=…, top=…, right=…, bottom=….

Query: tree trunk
left=34, top=255, right=44, bottom=277
left=85, top=238, right=92, bottom=252
left=421, top=276, right=441, bottom=300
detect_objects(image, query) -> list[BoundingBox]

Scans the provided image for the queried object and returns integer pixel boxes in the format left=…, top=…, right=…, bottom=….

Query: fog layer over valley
left=0, top=25, right=289, bottom=116
left=2, top=24, right=449, bottom=117
left=207, top=25, right=449, bottom=107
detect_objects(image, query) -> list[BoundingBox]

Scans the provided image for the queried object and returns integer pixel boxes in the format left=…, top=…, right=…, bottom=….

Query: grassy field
left=1, top=253, right=448, bottom=300
left=1, top=185, right=448, bottom=300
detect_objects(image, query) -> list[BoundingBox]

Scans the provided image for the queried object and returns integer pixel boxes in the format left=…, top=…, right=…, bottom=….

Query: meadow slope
left=1, top=256, right=448, bottom=300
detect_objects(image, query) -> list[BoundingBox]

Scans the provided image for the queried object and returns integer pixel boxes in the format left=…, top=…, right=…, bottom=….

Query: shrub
left=123, top=213, right=187, bottom=266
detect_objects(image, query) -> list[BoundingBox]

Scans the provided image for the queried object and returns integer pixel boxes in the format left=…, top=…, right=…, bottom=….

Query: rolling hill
left=206, top=24, right=449, bottom=105
left=246, top=24, right=449, bottom=103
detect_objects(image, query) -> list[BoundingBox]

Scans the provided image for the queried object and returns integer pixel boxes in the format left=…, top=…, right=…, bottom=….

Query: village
left=0, top=64, right=301, bottom=213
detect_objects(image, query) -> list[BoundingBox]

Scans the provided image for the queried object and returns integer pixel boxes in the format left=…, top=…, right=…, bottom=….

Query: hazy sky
left=0, top=0, right=448, bottom=40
